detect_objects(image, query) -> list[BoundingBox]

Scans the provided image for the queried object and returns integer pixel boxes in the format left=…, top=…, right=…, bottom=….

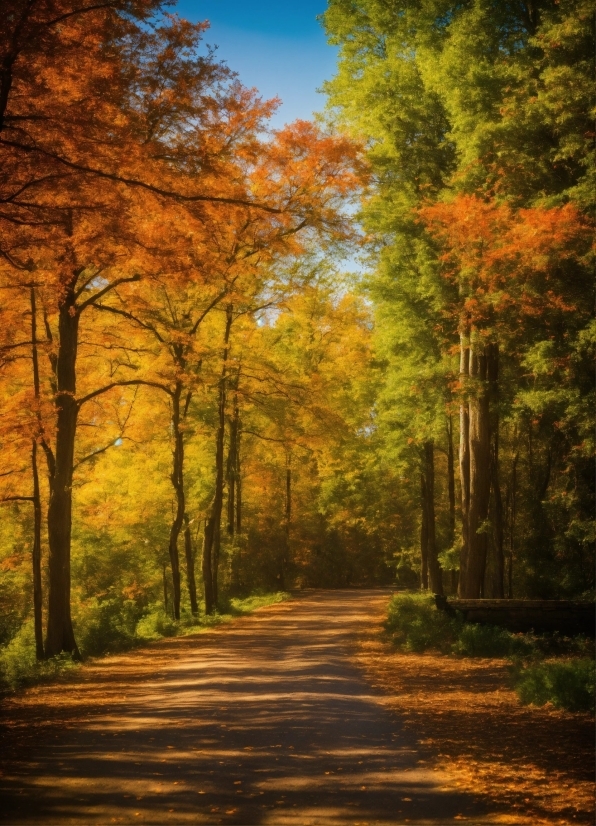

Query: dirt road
left=1, top=590, right=500, bottom=825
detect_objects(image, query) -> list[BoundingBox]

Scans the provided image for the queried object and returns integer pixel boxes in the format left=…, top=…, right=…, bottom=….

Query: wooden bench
left=434, top=595, right=595, bottom=637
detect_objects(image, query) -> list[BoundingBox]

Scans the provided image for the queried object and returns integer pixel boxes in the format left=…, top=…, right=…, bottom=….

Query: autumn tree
left=323, top=0, right=594, bottom=598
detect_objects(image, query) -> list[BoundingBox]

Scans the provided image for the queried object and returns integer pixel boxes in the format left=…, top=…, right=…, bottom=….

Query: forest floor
left=0, top=589, right=593, bottom=825
left=353, top=599, right=595, bottom=826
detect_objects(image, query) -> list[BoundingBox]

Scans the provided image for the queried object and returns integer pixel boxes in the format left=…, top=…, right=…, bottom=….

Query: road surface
left=1, top=590, right=497, bottom=824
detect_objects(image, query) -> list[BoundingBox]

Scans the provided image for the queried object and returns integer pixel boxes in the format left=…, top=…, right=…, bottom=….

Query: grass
left=385, top=591, right=595, bottom=713
left=0, top=591, right=291, bottom=694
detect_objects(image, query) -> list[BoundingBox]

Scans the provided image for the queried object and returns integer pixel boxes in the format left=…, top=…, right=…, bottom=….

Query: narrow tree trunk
left=184, top=513, right=199, bottom=617
left=163, top=562, right=168, bottom=614
left=30, top=287, right=47, bottom=660
left=458, top=323, right=471, bottom=596
left=280, top=454, right=291, bottom=590
left=508, top=450, right=518, bottom=599
left=203, top=305, right=233, bottom=613
left=420, top=472, right=429, bottom=590
left=490, top=447, right=505, bottom=598
left=447, top=415, right=456, bottom=546
left=424, top=441, right=443, bottom=595
left=446, top=415, right=458, bottom=593
left=236, top=429, right=242, bottom=534
left=461, top=342, right=491, bottom=598
left=488, top=343, right=504, bottom=598
left=31, top=440, right=44, bottom=660
left=226, top=391, right=239, bottom=536
left=202, top=517, right=216, bottom=614
left=45, top=280, right=81, bottom=659
left=167, top=382, right=184, bottom=620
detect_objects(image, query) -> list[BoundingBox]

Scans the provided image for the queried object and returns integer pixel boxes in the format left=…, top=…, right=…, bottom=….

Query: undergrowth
left=0, top=591, right=290, bottom=693
left=385, top=591, right=595, bottom=713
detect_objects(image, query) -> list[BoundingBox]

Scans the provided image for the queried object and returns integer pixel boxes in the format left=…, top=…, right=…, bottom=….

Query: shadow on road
left=1, top=590, right=500, bottom=825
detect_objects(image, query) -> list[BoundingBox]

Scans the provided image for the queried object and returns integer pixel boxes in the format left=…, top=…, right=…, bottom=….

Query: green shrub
left=385, top=592, right=459, bottom=653
left=385, top=592, right=595, bottom=714
left=452, top=623, right=534, bottom=658
left=514, top=658, right=595, bottom=712
left=0, top=620, right=77, bottom=692
left=135, top=606, right=179, bottom=639
left=73, top=596, right=143, bottom=657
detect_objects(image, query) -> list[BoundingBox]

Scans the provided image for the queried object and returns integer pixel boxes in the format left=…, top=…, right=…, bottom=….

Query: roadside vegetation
left=0, top=592, right=290, bottom=694
left=385, top=593, right=595, bottom=713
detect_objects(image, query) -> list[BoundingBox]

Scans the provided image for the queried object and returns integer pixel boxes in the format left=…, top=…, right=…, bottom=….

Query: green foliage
left=74, top=596, right=143, bottom=657
left=323, top=0, right=595, bottom=602
left=0, top=621, right=77, bottom=693
left=385, top=592, right=595, bottom=712
left=514, top=658, right=595, bottom=713
left=451, top=623, right=534, bottom=659
left=135, top=606, right=179, bottom=640
left=385, top=592, right=458, bottom=653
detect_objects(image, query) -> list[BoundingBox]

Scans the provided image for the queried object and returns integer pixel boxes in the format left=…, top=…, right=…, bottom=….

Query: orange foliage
left=419, top=195, right=592, bottom=336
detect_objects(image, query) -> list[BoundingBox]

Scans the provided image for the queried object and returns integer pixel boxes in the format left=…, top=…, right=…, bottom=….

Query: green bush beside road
left=385, top=592, right=595, bottom=713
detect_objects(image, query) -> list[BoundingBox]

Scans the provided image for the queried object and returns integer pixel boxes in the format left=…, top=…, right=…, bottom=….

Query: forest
left=0, top=0, right=593, bottom=676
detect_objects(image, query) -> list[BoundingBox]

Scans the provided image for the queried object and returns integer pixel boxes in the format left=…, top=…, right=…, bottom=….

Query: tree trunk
left=236, top=428, right=242, bottom=534
left=30, top=286, right=47, bottom=660
left=45, top=280, right=81, bottom=659
left=163, top=562, right=168, bottom=614
left=420, top=472, right=429, bottom=590
left=167, top=382, right=184, bottom=620
left=226, top=390, right=239, bottom=536
left=446, top=415, right=458, bottom=593
left=488, top=343, right=504, bottom=598
left=490, top=446, right=505, bottom=598
left=280, top=454, right=291, bottom=590
left=458, top=323, right=471, bottom=596
left=508, top=450, right=518, bottom=599
left=31, top=439, right=44, bottom=660
left=424, top=441, right=443, bottom=595
left=184, top=513, right=199, bottom=617
left=460, top=341, right=491, bottom=598
left=203, top=305, right=232, bottom=613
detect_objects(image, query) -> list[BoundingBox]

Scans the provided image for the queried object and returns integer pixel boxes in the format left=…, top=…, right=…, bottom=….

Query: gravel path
left=0, top=590, right=497, bottom=825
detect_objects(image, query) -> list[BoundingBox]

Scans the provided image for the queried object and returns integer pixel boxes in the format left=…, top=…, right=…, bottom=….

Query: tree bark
left=45, top=277, right=81, bottom=659
left=30, top=286, right=47, bottom=660
left=446, top=415, right=458, bottom=593
left=420, top=472, right=429, bottom=590
left=508, top=450, right=518, bottom=599
left=458, top=322, right=471, bottom=595
left=424, top=441, right=443, bottom=595
left=280, top=454, right=291, bottom=590
left=31, top=439, right=44, bottom=660
left=488, top=343, right=504, bottom=598
left=183, top=513, right=198, bottom=617
left=203, top=305, right=233, bottom=613
left=226, top=387, right=239, bottom=536
left=167, top=382, right=184, bottom=620
left=163, top=562, right=169, bottom=615
left=460, top=341, right=491, bottom=598
left=236, top=428, right=242, bottom=534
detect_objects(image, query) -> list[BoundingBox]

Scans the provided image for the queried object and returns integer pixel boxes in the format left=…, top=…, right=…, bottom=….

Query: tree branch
left=189, top=289, right=228, bottom=336
left=77, top=273, right=141, bottom=312
left=77, top=378, right=172, bottom=407
left=93, top=303, right=165, bottom=343
left=0, top=139, right=283, bottom=213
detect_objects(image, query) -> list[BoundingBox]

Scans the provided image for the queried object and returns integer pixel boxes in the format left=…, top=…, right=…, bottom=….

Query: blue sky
left=173, top=1, right=337, bottom=127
